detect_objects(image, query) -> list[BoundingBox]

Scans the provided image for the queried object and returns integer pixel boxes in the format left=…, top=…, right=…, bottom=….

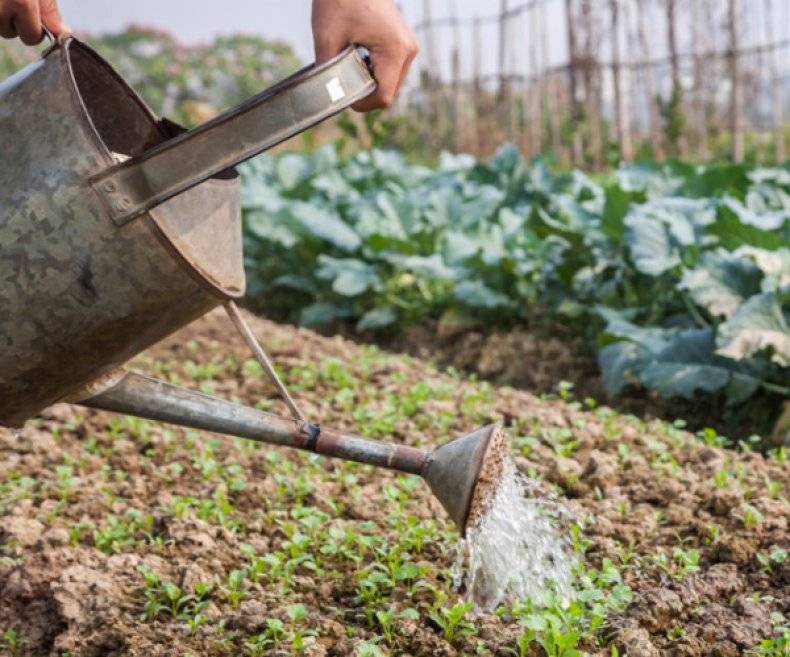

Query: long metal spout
left=78, top=372, right=501, bottom=533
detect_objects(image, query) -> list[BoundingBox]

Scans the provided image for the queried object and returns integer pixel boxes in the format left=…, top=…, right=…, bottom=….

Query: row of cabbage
left=241, top=145, right=789, bottom=408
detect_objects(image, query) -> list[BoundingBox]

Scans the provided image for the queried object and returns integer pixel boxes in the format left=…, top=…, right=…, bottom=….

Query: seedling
left=672, top=547, right=701, bottom=579
left=428, top=601, right=475, bottom=642
left=245, top=619, right=286, bottom=655
left=137, top=565, right=212, bottom=621
left=220, top=569, right=249, bottom=608
left=1, top=629, right=25, bottom=656
left=667, top=626, right=687, bottom=641
left=735, top=504, right=764, bottom=531
left=757, top=548, right=787, bottom=573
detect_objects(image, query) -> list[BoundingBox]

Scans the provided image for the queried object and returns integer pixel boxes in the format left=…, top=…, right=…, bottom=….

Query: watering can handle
left=90, top=46, right=376, bottom=226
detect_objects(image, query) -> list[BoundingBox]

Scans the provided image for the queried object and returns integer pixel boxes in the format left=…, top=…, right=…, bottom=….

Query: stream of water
left=452, top=458, right=577, bottom=612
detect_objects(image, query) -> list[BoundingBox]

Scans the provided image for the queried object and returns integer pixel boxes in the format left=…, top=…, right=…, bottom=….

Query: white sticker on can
left=326, top=77, right=346, bottom=102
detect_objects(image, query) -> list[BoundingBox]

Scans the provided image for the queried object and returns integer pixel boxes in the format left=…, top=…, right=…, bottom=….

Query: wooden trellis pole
left=764, top=0, right=785, bottom=163
left=728, top=0, right=744, bottom=161
left=498, top=0, right=509, bottom=100
left=635, top=0, right=665, bottom=160
left=580, top=0, right=604, bottom=168
left=472, top=15, right=483, bottom=154
left=449, top=0, right=462, bottom=152
left=565, top=0, right=583, bottom=164
left=542, top=0, right=565, bottom=164
left=527, top=4, right=542, bottom=157
left=665, top=0, right=688, bottom=157
left=610, top=0, right=633, bottom=161
left=691, top=0, right=710, bottom=160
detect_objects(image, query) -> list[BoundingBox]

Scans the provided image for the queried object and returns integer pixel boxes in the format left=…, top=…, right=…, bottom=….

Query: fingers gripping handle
left=91, top=46, right=377, bottom=226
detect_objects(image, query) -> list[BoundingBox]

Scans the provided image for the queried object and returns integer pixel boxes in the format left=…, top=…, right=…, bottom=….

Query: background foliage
left=241, top=145, right=790, bottom=419
left=0, top=27, right=300, bottom=127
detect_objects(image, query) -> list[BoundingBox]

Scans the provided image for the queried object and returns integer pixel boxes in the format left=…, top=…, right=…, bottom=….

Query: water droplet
left=455, top=458, right=577, bottom=612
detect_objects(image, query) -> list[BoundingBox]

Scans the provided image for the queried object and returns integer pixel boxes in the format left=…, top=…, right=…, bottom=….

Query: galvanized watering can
left=0, top=36, right=504, bottom=533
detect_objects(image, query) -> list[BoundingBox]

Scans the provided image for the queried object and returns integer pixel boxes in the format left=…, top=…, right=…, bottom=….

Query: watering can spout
left=78, top=372, right=503, bottom=533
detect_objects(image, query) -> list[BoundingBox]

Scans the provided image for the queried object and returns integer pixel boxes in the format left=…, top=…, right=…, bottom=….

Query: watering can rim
left=44, top=37, right=247, bottom=300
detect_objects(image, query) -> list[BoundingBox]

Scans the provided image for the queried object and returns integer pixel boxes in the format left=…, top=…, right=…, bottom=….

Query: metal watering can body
left=0, top=37, right=505, bottom=534
left=0, top=37, right=375, bottom=427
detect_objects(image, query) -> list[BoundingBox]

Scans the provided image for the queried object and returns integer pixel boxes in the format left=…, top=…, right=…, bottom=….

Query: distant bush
left=0, top=27, right=300, bottom=127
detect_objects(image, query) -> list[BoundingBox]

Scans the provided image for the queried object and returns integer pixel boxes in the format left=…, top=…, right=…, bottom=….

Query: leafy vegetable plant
left=241, top=146, right=789, bottom=423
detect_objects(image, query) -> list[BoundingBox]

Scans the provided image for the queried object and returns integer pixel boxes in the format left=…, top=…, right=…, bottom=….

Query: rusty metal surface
left=80, top=372, right=429, bottom=476
left=0, top=42, right=227, bottom=427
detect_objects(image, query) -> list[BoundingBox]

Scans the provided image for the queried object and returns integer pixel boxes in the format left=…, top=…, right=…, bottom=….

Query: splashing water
left=453, top=458, right=577, bottom=612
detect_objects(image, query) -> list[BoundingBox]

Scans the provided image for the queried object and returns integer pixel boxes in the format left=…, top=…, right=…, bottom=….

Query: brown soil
left=1, top=309, right=788, bottom=657
left=382, top=321, right=787, bottom=445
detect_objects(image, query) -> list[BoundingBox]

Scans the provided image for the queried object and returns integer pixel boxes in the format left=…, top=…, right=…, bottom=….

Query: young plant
left=428, top=601, right=475, bottom=642
left=220, top=569, right=248, bottom=608
left=1, top=629, right=25, bottom=656
left=735, top=504, right=764, bottom=531
left=137, top=565, right=212, bottom=621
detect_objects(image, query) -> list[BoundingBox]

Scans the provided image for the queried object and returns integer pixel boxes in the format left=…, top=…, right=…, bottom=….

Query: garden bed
left=1, top=309, right=787, bottom=656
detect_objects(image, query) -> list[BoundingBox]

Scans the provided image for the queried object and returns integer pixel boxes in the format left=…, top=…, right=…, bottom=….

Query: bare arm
left=312, top=0, right=418, bottom=112
left=0, top=0, right=66, bottom=44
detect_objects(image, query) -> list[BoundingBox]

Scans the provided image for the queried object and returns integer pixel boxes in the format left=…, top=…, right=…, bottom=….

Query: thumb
left=40, top=0, right=68, bottom=36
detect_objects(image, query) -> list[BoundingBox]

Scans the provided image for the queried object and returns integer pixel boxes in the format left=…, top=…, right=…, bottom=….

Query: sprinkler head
left=422, top=424, right=508, bottom=535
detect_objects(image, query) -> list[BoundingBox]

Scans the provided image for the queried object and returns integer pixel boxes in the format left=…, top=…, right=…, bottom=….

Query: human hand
left=0, top=0, right=67, bottom=45
left=312, top=0, right=418, bottom=112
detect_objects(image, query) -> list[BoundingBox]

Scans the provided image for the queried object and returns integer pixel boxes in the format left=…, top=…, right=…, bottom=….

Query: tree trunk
left=636, top=0, right=665, bottom=160
left=728, top=0, right=743, bottom=161
left=764, top=0, right=785, bottom=162
left=610, top=0, right=633, bottom=161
